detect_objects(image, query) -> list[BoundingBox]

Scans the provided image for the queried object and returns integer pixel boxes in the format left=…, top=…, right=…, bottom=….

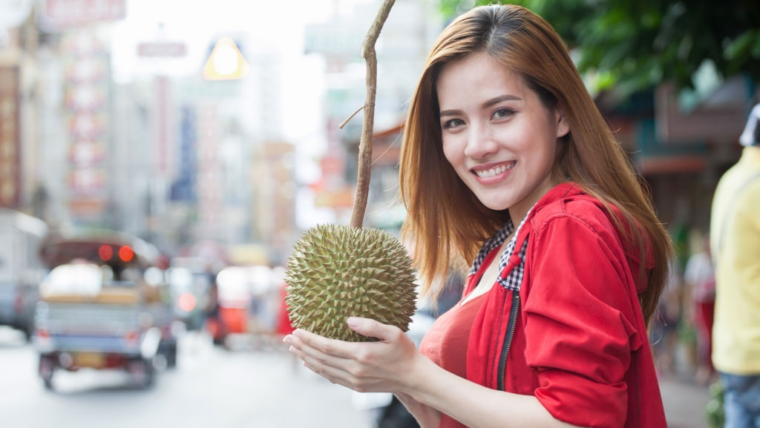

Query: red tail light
left=99, top=245, right=113, bottom=261
left=37, top=330, right=50, bottom=339
left=119, top=246, right=134, bottom=262
left=125, top=332, right=139, bottom=346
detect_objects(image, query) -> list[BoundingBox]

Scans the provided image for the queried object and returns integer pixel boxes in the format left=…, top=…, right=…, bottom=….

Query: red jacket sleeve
left=523, top=214, right=641, bottom=428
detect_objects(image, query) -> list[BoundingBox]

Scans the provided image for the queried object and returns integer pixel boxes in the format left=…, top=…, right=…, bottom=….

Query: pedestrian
left=651, top=257, right=683, bottom=376
left=285, top=5, right=672, bottom=427
left=709, top=102, right=760, bottom=428
left=683, top=233, right=715, bottom=385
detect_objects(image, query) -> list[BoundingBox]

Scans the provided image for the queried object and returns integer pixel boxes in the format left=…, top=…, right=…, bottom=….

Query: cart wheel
left=129, top=358, right=155, bottom=388
left=39, top=356, right=55, bottom=391
left=142, top=359, right=155, bottom=388
left=166, top=344, right=177, bottom=369
left=23, top=325, right=34, bottom=343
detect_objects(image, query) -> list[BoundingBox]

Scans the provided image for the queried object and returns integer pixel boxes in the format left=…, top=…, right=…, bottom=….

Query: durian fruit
left=285, top=224, right=417, bottom=342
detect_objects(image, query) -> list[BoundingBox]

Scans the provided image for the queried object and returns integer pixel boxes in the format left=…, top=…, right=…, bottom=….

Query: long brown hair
left=398, top=5, right=672, bottom=326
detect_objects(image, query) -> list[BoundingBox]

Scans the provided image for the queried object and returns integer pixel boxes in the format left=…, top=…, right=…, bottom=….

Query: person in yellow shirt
left=710, top=103, right=760, bottom=428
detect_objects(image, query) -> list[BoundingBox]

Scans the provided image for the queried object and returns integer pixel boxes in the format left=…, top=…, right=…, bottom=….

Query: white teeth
left=475, top=162, right=515, bottom=178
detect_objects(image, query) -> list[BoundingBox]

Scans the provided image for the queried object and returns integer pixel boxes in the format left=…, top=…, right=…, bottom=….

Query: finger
left=292, top=329, right=357, bottom=359
left=301, top=355, right=383, bottom=393
left=296, top=339, right=353, bottom=371
left=288, top=343, right=377, bottom=387
left=347, top=317, right=401, bottom=342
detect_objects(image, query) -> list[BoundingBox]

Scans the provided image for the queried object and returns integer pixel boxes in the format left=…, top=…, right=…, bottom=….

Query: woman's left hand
left=284, top=317, right=422, bottom=394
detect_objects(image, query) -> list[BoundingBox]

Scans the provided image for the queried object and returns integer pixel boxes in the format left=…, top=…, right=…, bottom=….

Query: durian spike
left=350, top=0, right=396, bottom=229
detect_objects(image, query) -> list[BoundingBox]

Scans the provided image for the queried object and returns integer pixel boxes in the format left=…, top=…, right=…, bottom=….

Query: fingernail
left=283, top=336, right=292, bottom=344
left=347, top=317, right=359, bottom=327
left=293, top=329, right=303, bottom=338
left=288, top=346, right=295, bottom=353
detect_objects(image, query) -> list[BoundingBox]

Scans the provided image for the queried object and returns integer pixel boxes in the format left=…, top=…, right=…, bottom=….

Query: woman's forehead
left=436, top=53, right=528, bottom=107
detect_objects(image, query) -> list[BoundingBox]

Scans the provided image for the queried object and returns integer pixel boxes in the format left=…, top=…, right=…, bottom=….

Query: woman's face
left=436, top=52, right=569, bottom=216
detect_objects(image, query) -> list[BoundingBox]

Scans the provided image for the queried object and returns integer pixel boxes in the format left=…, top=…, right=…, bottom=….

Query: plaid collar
left=468, top=208, right=533, bottom=292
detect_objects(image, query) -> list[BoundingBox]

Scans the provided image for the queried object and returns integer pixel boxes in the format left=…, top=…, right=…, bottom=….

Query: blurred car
left=207, top=265, right=279, bottom=347
left=34, top=231, right=177, bottom=389
left=0, top=209, right=48, bottom=340
left=166, top=258, right=216, bottom=332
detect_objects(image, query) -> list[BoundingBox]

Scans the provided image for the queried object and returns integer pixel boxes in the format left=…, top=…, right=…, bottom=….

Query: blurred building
left=251, top=141, right=296, bottom=264
left=597, top=75, right=758, bottom=240
left=0, top=2, right=39, bottom=217
left=302, top=0, right=442, bottom=230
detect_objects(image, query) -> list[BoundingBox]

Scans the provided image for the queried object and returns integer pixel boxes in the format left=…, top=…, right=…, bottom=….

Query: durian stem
left=350, top=0, right=396, bottom=230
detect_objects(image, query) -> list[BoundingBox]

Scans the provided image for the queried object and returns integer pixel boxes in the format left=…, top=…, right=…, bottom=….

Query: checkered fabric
left=468, top=208, right=533, bottom=292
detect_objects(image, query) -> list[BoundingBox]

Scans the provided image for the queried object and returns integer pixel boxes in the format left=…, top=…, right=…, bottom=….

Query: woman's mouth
left=473, top=161, right=516, bottom=179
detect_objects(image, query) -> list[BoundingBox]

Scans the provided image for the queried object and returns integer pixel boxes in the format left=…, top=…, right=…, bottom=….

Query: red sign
left=320, top=156, right=344, bottom=176
left=0, top=68, right=20, bottom=209
left=42, top=0, right=125, bottom=28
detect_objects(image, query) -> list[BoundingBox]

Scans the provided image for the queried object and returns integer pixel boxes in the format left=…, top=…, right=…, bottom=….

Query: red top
left=464, top=183, right=666, bottom=428
left=420, top=293, right=487, bottom=428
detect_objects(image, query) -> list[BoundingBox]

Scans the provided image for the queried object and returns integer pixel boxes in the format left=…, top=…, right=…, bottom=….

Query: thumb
left=347, top=317, right=395, bottom=341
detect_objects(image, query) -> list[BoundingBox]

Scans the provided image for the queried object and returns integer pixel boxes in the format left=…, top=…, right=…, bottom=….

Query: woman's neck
left=509, top=179, right=558, bottom=228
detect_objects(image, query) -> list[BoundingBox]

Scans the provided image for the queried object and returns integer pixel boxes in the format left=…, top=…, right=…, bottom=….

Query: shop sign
left=41, top=0, right=125, bottom=29
left=0, top=67, right=19, bottom=208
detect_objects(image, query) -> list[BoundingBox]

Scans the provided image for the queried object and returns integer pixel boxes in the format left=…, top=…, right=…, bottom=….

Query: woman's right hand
left=395, top=392, right=442, bottom=428
left=283, top=318, right=442, bottom=428
left=284, top=317, right=422, bottom=394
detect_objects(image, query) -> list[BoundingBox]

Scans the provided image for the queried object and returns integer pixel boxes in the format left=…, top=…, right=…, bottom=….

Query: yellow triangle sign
left=203, top=37, right=249, bottom=80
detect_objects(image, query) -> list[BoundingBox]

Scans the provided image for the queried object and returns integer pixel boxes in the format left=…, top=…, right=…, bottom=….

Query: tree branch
left=339, top=105, right=364, bottom=129
left=351, top=0, right=395, bottom=229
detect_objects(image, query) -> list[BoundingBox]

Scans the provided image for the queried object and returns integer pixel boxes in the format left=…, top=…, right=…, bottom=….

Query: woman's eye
left=492, top=108, right=514, bottom=120
left=443, top=118, right=465, bottom=129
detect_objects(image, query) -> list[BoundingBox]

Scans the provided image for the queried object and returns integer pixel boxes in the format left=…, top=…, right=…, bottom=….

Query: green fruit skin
left=285, top=224, right=417, bottom=342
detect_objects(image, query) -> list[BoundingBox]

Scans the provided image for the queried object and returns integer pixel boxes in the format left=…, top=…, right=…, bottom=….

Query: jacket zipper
left=497, top=292, right=520, bottom=391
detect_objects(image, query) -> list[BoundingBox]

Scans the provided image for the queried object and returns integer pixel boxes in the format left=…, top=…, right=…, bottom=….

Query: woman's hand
left=283, top=317, right=421, bottom=394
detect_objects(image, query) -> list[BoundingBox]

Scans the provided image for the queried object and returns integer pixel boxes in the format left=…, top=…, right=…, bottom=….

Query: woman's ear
left=555, top=107, right=569, bottom=138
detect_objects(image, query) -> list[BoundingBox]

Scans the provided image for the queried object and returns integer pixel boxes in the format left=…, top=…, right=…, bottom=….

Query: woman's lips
left=471, top=161, right=516, bottom=183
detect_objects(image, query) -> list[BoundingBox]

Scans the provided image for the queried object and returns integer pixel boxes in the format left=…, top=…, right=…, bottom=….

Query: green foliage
left=705, top=380, right=725, bottom=428
left=677, top=321, right=696, bottom=344
left=439, top=0, right=760, bottom=96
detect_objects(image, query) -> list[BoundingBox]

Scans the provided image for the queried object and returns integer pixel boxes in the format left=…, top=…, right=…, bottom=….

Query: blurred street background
left=0, top=0, right=758, bottom=427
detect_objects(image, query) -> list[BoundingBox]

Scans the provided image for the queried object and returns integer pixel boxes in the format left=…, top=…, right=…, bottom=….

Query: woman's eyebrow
left=481, top=94, right=521, bottom=109
left=440, top=94, right=522, bottom=117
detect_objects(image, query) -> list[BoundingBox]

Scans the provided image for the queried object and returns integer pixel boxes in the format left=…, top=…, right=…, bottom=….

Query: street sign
left=202, top=37, right=248, bottom=81
left=137, top=42, right=187, bottom=58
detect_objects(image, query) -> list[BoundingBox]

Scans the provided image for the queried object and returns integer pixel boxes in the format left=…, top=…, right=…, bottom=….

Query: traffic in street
left=0, top=327, right=372, bottom=428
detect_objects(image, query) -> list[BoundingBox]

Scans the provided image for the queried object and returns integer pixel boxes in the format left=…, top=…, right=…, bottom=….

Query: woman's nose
left=464, top=125, right=497, bottom=159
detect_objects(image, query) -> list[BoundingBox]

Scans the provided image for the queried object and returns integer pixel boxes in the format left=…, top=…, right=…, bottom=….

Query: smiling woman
left=286, top=4, right=673, bottom=428
left=437, top=52, right=568, bottom=217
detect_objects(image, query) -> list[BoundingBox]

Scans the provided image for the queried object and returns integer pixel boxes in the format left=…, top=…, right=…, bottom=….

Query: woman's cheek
left=442, top=136, right=464, bottom=166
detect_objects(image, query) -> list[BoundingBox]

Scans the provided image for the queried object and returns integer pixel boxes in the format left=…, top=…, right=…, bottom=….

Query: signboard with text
left=40, top=0, right=125, bottom=29
left=62, top=32, right=109, bottom=220
left=137, top=42, right=187, bottom=58
left=0, top=68, right=20, bottom=208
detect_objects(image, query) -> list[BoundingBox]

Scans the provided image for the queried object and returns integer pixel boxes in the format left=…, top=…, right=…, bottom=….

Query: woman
left=285, top=5, right=671, bottom=427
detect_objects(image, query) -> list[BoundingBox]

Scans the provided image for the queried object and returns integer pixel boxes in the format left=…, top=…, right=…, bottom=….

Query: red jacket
left=465, top=183, right=666, bottom=428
